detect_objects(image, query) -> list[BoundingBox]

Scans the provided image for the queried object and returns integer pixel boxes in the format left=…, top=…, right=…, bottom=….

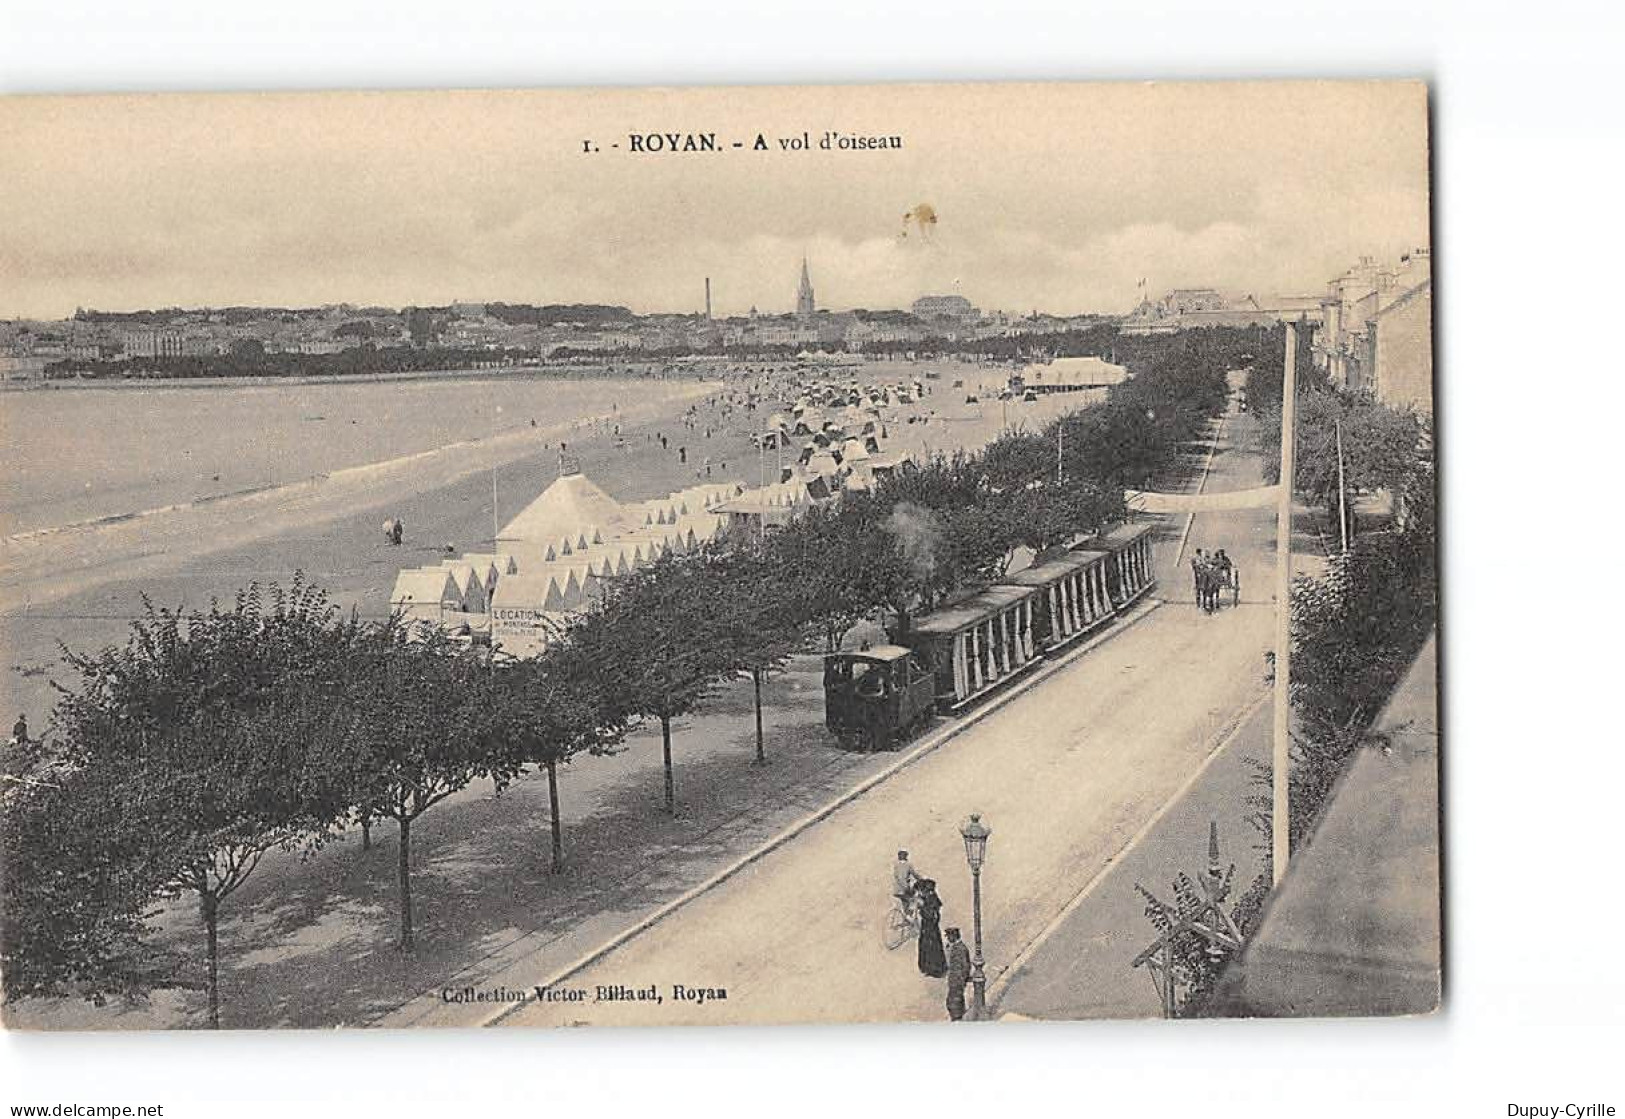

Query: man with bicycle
left=892, top=850, right=920, bottom=913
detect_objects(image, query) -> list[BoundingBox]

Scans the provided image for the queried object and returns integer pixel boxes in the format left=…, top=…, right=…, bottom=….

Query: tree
left=568, top=555, right=733, bottom=816
left=153, top=698, right=336, bottom=1028
left=1, top=741, right=183, bottom=1009
left=979, top=430, right=1054, bottom=493
left=1007, top=479, right=1125, bottom=556
left=491, top=643, right=625, bottom=873
left=1260, top=387, right=1425, bottom=541
left=766, top=502, right=882, bottom=652
left=706, top=542, right=807, bottom=765
left=12, top=581, right=359, bottom=1026
left=328, top=625, right=513, bottom=952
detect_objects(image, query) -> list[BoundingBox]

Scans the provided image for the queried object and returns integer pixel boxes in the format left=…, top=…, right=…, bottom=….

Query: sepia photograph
left=0, top=80, right=1442, bottom=1036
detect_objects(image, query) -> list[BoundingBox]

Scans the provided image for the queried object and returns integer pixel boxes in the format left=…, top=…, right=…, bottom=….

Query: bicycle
left=881, top=893, right=921, bottom=951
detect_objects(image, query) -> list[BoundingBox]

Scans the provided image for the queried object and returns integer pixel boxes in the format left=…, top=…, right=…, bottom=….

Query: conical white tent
left=438, top=563, right=488, bottom=613
left=497, top=472, right=631, bottom=550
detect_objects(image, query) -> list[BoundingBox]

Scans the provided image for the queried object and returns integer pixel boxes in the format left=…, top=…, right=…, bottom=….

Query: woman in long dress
left=916, top=879, right=948, bottom=978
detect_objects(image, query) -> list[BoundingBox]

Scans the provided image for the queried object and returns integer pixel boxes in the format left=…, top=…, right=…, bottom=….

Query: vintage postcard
left=0, top=81, right=1438, bottom=1030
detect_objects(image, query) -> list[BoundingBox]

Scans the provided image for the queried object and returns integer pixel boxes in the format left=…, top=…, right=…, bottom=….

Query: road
left=4, top=365, right=1131, bottom=1030
left=499, top=395, right=1277, bottom=1029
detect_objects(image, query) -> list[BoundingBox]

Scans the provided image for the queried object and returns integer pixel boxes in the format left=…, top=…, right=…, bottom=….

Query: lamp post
left=959, top=812, right=992, bottom=1020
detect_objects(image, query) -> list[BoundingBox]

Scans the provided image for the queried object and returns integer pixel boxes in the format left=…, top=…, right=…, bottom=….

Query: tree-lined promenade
left=1, top=327, right=1252, bottom=1028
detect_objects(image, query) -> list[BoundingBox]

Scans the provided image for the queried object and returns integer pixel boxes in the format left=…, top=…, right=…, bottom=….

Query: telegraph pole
left=1335, top=418, right=1349, bottom=554
left=1272, top=321, right=1298, bottom=885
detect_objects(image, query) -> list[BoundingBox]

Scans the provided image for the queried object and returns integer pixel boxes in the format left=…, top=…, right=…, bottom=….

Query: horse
left=1195, top=560, right=1223, bottom=613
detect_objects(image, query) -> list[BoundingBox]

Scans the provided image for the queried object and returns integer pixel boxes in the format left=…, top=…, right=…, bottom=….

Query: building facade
left=911, top=294, right=980, bottom=322
left=1313, top=249, right=1432, bottom=412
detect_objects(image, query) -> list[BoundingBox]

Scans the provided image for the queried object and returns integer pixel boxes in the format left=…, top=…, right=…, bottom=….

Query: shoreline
left=0, top=379, right=721, bottom=611
left=0, top=363, right=725, bottom=394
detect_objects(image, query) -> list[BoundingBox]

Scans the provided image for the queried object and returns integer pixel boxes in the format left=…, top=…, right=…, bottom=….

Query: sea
left=0, top=372, right=690, bottom=538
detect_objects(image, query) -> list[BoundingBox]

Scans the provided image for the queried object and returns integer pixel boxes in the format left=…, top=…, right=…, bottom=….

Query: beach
left=0, top=358, right=1097, bottom=726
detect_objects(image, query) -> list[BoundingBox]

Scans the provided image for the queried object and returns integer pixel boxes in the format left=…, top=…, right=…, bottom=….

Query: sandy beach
left=0, top=358, right=1094, bottom=726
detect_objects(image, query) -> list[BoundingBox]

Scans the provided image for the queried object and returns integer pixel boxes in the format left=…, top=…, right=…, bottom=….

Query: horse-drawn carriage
left=1193, top=552, right=1240, bottom=611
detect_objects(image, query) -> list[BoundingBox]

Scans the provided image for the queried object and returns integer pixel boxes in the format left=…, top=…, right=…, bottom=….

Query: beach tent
left=460, top=552, right=519, bottom=578
left=1019, top=356, right=1129, bottom=391
left=607, top=543, right=636, bottom=575
left=497, top=471, right=631, bottom=551
left=564, top=561, right=602, bottom=605
left=390, top=568, right=462, bottom=624
left=574, top=548, right=618, bottom=581
left=438, top=563, right=489, bottom=613
left=492, top=566, right=587, bottom=614
left=446, top=557, right=501, bottom=597
left=806, top=450, right=841, bottom=477
left=677, top=511, right=726, bottom=544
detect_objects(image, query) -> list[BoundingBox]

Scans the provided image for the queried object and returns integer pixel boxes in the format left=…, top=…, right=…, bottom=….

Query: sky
left=0, top=82, right=1430, bottom=320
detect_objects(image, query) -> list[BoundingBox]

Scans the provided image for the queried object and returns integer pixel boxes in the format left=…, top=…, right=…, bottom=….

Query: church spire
left=796, top=256, right=815, bottom=318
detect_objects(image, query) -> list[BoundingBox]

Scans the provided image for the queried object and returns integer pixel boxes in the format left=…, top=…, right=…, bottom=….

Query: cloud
left=0, top=83, right=1430, bottom=318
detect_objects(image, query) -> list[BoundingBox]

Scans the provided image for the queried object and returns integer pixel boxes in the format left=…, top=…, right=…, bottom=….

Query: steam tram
left=824, top=522, right=1156, bottom=750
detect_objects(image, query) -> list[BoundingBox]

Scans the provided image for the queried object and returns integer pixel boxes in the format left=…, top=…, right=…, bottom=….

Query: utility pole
left=1335, top=417, right=1349, bottom=554
left=1272, top=321, right=1298, bottom=885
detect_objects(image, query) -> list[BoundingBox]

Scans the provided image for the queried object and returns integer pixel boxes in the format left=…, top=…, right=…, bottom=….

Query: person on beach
left=916, top=880, right=947, bottom=978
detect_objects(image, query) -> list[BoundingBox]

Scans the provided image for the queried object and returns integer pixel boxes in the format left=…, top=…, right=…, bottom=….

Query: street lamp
left=959, top=812, right=992, bottom=1020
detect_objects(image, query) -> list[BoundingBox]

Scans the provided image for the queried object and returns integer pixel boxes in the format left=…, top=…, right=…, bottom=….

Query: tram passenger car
left=1000, top=548, right=1114, bottom=652
left=909, top=585, right=1038, bottom=712
left=1082, top=522, right=1156, bottom=609
left=822, top=521, right=1158, bottom=750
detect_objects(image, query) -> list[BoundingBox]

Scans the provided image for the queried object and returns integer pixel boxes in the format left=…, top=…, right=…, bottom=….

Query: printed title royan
left=626, top=131, right=903, bottom=152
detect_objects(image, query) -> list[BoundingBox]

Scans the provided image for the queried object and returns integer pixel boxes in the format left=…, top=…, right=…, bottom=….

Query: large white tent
left=497, top=471, right=631, bottom=553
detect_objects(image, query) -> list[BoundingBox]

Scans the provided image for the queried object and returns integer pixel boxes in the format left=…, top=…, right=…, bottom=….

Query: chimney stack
left=705, top=277, right=713, bottom=320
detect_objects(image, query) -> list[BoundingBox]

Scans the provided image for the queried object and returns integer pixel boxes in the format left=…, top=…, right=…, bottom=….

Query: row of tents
left=389, top=472, right=741, bottom=656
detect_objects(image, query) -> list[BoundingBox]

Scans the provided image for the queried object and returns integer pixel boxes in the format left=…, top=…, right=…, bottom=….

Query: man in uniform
left=945, top=926, right=972, bottom=1021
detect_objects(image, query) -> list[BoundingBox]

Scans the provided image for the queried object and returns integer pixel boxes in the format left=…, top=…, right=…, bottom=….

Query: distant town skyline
left=0, top=83, right=1429, bottom=320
